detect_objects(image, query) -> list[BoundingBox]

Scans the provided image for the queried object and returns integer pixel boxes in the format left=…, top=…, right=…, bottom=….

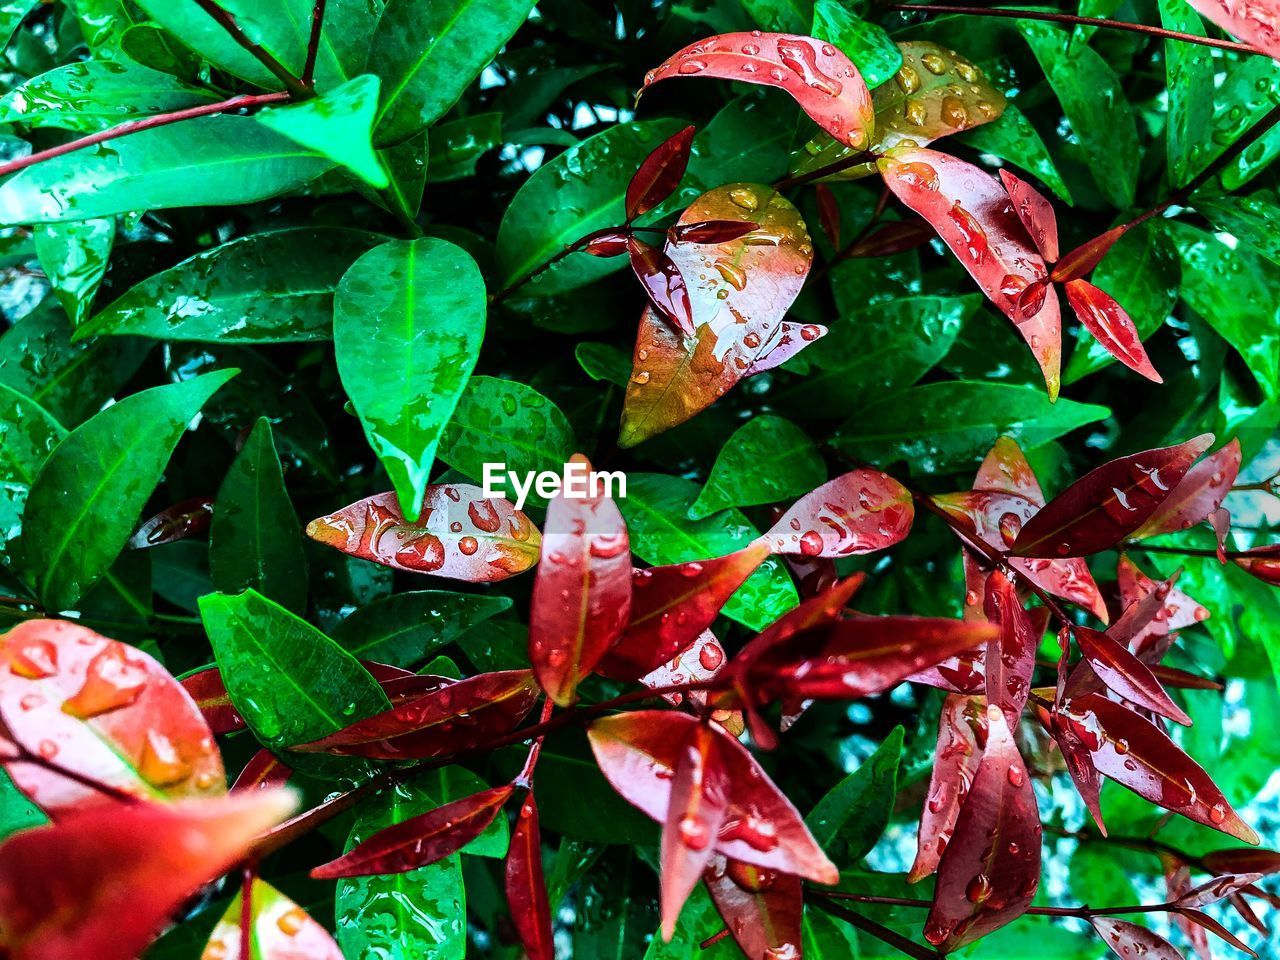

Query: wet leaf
left=1184, top=0, right=1280, bottom=62
left=806, top=725, right=903, bottom=862
left=306, top=487, right=541, bottom=582
left=427, top=112, right=503, bottom=182
left=910, top=694, right=987, bottom=883
left=328, top=589, right=513, bottom=669
left=959, top=104, right=1071, bottom=203
left=1074, top=626, right=1192, bottom=725
left=983, top=569, right=1036, bottom=727
left=333, top=238, right=486, bottom=521
left=627, top=124, right=697, bottom=220
left=812, top=0, right=902, bottom=88
left=0, top=384, right=64, bottom=569
left=703, top=853, right=804, bottom=960
left=627, top=235, right=694, bottom=336
left=34, top=218, right=114, bottom=328
left=1158, top=0, right=1214, bottom=189
left=128, top=497, right=213, bottom=550
left=1133, top=439, right=1241, bottom=539
left=202, top=878, right=342, bottom=960
left=1063, top=279, right=1162, bottom=383
left=1091, top=918, right=1186, bottom=960
left=689, top=416, right=825, bottom=520
left=762, top=468, right=914, bottom=558
left=506, top=792, right=554, bottom=960
left=255, top=74, right=387, bottom=187
left=179, top=666, right=244, bottom=735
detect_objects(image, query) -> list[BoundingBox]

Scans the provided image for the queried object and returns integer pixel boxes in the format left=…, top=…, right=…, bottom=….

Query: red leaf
left=924, top=705, right=1041, bottom=950
left=529, top=454, right=631, bottom=705
left=1057, top=693, right=1258, bottom=842
left=1063, top=279, right=1161, bottom=382
left=628, top=235, right=695, bottom=336
left=763, top=469, right=914, bottom=558
left=974, top=436, right=1045, bottom=502
left=639, top=629, right=728, bottom=703
left=1051, top=704, right=1107, bottom=834
left=846, top=219, right=936, bottom=258
left=1134, top=439, right=1242, bottom=539
left=670, top=219, right=761, bottom=244
left=1202, top=848, right=1280, bottom=876
left=203, top=877, right=342, bottom=960
left=1091, top=918, right=1186, bottom=960
left=877, top=147, right=1061, bottom=398
left=231, top=750, right=291, bottom=793
left=1184, top=0, right=1280, bottom=63
left=306, top=486, right=541, bottom=581
left=1075, top=626, right=1192, bottom=725
left=293, top=670, right=539, bottom=758
left=180, top=666, right=245, bottom=735
left=587, top=710, right=838, bottom=883
left=815, top=183, right=841, bottom=248
left=627, top=124, right=696, bottom=220
left=1051, top=224, right=1130, bottom=282
left=128, top=496, right=214, bottom=549
left=600, top=545, right=769, bottom=680
left=660, top=722, right=730, bottom=938
left=1235, top=547, right=1280, bottom=586
left=0, top=621, right=225, bottom=815
left=998, top=169, right=1058, bottom=262
left=909, top=694, right=987, bottom=883
left=983, top=569, right=1036, bottom=726
left=311, top=784, right=514, bottom=879
left=732, top=573, right=865, bottom=681
left=703, top=854, right=803, bottom=960
left=643, top=33, right=874, bottom=149
left=1174, top=873, right=1267, bottom=909
left=505, top=792, right=554, bottom=960
left=1114, top=557, right=1207, bottom=657
left=1178, top=907, right=1259, bottom=957
left=1011, top=435, right=1215, bottom=558
left=742, top=320, right=829, bottom=376
left=581, top=229, right=631, bottom=258
left=0, top=790, right=294, bottom=960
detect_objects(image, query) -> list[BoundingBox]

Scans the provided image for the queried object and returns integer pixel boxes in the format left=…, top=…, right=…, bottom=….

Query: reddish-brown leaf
left=847, top=219, right=936, bottom=258
left=742, top=319, right=829, bottom=376
left=1011, top=435, right=1215, bottom=558
left=1184, top=0, right=1280, bottom=62
left=999, top=169, right=1058, bottom=262
left=763, top=469, right=914, bottom=558
left=587, top=710, right=838, bottom=883
left=983, top=569, right=1036, bottom=727
left=703, top=854, right=804, bottom=960
left=231, top=750, right=291, bottom=793
left=670, top=219, right=761, bottom=244
left=1133, top=439, right=1242, bottom=539
left=628, top=235, right=695, bottom=336
left=877, top=146, right=1061, bottom=398
left=909, top=694, right=987, bottom=883
left=505, top=792, right=554, bottom=960
left=643, top=33, right=874, bottom=149
left=1235, top=547, right=1280, bottom=586
left=620, top=184, right=815, bottom=447
left=1178, top=907, right=1258, bottom=957
left=180, top=666, right=245, bottom=734
left=128, top=496, right=214, bottom=549
left=529, top=454, right=631, bottom=705
left=1163, top=858, right=1214, bottom=960
left=1063, top=278, right=1162, bottom=383
left=924, top=705, right=1041, bottom=950
left=293, top=670, right=539, bottom=758
left=1051, top=224, right=1129, bottom=282
left=1175, top=872, right=1267, bottom=909
left=1051, top=703, right=1107, bottom=834
left=1202, top=848, right=1280, bottom=876
left=0, top=790, right=294, bottom=960
left=1091, top=918, right=1186, bottom=960
left=1075, top=626, right=1192, bottom=725
left=0, top=621, right=225, bottom=815
left=660, top=722, right=730, bottom=939
left=1115, top=557, right=1208, bottom=658
left=815, top=183, right=841, bottom=248
left=581, top=229, right=631, bottom=258
left=1057, top=693, right=1258, bottom=842
left=311, top=784, right=514, bottom=879
left=627, top=124, right=696, bottom=220
left=975, top=436, right=1046, bottom=501
left=599, top=545, right=769, bottom=680
left=306, top=486, right=541, bottom=581
left=202, top=877, right=342, bottom=960
left=731, top=573, right=866, bottom=684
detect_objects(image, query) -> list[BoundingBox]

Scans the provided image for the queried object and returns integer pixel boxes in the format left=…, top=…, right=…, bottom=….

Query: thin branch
left=819, top=890, right=1172, bottom=920
left=190, top=0, right=311, bottom=98
left=775, top=149, right=873, bottom=190
left=810, top=894, right=943, bottom=959
left=302, top=0, right=329, bottom=87
left=3, top=742, right=141, bottom=805
left=885, top=3, right=1264, bottom=55
left=0, top=93, right=291, bottom=180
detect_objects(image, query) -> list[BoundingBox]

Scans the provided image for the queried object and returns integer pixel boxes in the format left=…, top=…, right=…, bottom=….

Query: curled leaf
left=999, top=169, right=1059, bottom=262
left=763, top=469, right=914, bottom=558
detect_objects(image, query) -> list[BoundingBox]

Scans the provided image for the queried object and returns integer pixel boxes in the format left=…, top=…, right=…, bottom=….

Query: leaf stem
left=302, top=0, right=328, bottom=88
left=775, top=150, right=874, bottom=190
left=819, top=889, right=1175, bottom=920
left=810, top=894, right=943, bottom=959
left=883, top=3, right=1264, bottom=55
left=190, top=0, right=312, bottom=98
left=0, top=93, right=292, bottom=180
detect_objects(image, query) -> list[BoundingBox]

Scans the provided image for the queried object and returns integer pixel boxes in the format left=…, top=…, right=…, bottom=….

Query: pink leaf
left=909, top=694, right=987, bottom=883
left=764, top=469, right=914, bottom=558
left=1063, top=278, right=1161, bottom=383
left=1091, top=918, right=1187, bottom=960
left=1133, top=439, right=1242, bottom=539
left=703, top=854, right=804, bottom=960
left=999, top=169, right=1059, bottom=262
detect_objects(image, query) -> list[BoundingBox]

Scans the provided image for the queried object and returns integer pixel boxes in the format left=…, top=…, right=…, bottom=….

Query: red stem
left=239, top=865, right=255, bottom=957
left=0, top=93, right=291, bottom=180
left=190, top=0, right=311, bottom=97
left=302, top=0, right=328, bottom=87
left=819, top=890, right=1174, bottom=919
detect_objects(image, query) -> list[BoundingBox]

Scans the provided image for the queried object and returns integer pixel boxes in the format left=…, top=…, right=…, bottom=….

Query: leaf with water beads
left=877, top=146, right=1062, bottom=398
left=626, top=124, right=697, bottom=220
left=627, top=235, right=695, bottom=336
left=1183, top=0, right=1280, bottom=63
left=909, top=694, right=987, bottom=883
left=306, top=486, right=541, bottom=582
left=0, top=620, right=226, bottom=816
left=982, top=569, right=1037, bottom=727
left=763, top=469, right=914, bottom=558
left=506, top=792, right=555, bottom=960
left=642, top=33, right=874, bottom=150
left=703, top=853, right=804, bottom=960
left=1091, top=918, right=1186, bottom=960
left=202, top=877, right=342, bottom=960
left=1114, top=556, right=1208, bottom=658
left=1235, top=546, right=1280, bottom=586
left=587, top=710, right=838, bottom=883
left=1063, top=279, right=1161, bottom=383
left=127, top=496, right=214, bottom=549
left=529, top=454, right=632, bottom=706
left=999, top=169, right=1059, bottom=263
left=1132, top=439, right=1242, bottom=539
left=1011, top=434, right=1215, bottom=558
left=1074, top=626, right=1192, bottom=726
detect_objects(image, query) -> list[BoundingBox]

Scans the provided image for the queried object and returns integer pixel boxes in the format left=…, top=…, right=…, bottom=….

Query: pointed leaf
left=1203, top=849, right=1280, bottom=876
left=807, top=725, right=903, bottom=862
left=703, top=854, right=804, bottom=960
left=1063, top=279, right=1161, bottom=382
left=306, top=487, right=541, bottom=582
left=1133, top=439, right=1242, bottom=539
left=910, top=695, right=987, bottom=882
left=688, top=416, right=826, bottom=521
left=1075, top=626, right=1192, bottom=725
left=999, top=169, right=1059, bottom=262
left=763, top=468, right=914, bottom=558
left=983, top=569, right=1036, bottom=726
left=128, top=496, right=214, bottom=550
left=1051, top=703, right=1108, bottom=834
left=627, top=124, right=697, bottom=220
left=1091, top=918, right=1186, bottom=960
left=627, top=235, right=694, bottom=336
left=506, top=792, right=554, bottom=960
left=203, top=878, right=342, bottom=960
left=256, top=75, right=387, bottom=186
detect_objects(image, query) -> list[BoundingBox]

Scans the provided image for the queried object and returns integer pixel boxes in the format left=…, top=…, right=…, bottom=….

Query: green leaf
left=776, top=294, right=980, bottom=411
left=812, top=0, right=902, bottom=89
left=209, top=418, right=307, bottom=614
left=373, top=132, right=429, bottom=223
left=0, top=305, right=150, bottom=426
left=741, top=0, right=812, bottom=32
left=575, top=341, right=631, bottom=387
left=806, top=726, right=903, bottom=862
left=256, top=75, right=389, bottom=187
left=0, top=115, right=332, bottom=224
left=1166, top=221, right=1280, bottom=402
left=329, top=589, right=514, bottom=667
left=619, top=473, right=799, bottom=631
left=0, top=60, right=218, bottom=132
left=199, top=588, right=390, bottom=749
left=957, top=103, right=1072, bottom=203
left=642, top=884, right=739, bottom=960
left=23, top=369, right=236, bottom=611
left=1158, top=0, right=1213, bottom=188
left=0, top=0, right=38, bottom=51
left=1064, top=221, right=1179, bottom=383
left=689, top=415, right=825, bottom=520
left=802, top=908, right=861, bottom=960
left=34, top=218, right=114, bottom=327
left=1194, top=189, right=1280, bottom=267
left=833, top=382, right=1111, bottom=474
left=427, top=112, right=503, bottom=182
left=0, top=383, right=65, bottom=571
left=1216, top=57, right=1280, bottom=190
left=77, top=227, right=384, bottom=343
left=0, top=767, right=45, bottom=842
left=334, top=238, right=486, bottom=521
left=1019, top=21, right=1137, bottom=209
left=437, top=376, right=575, bottom=507
left=367, top=0, right=535, bottom=143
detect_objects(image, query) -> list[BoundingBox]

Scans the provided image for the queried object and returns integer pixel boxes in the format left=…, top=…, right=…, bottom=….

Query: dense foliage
left=0, top=0, right=1278, bottom=958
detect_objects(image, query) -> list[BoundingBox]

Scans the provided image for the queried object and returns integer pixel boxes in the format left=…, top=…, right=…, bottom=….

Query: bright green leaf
left=34, top=218, right=114, bottom=327
left=256, top=74, right=389, bottom=187
left=329, top=589, right=514, bottom=667
left=806, top=726, right=903, bottom=862
left=689, top=415, right=826, bottom=520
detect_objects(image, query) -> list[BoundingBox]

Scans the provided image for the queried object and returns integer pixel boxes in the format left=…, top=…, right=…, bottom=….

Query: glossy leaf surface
left=506, top=792, right=554, bottom=960
left=763, top=468, right=914, bottom=558
left=1133, top=439, right=1242, bottom=539
left=1063, top=279, right=1162, bottom=383
left=202, top=878, right=342, bottom=960
left=627, top=124, right=696, bottom=220
left=689, top=416, right=825, bottom=520
left=910, top=694, right=987, bottom=883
